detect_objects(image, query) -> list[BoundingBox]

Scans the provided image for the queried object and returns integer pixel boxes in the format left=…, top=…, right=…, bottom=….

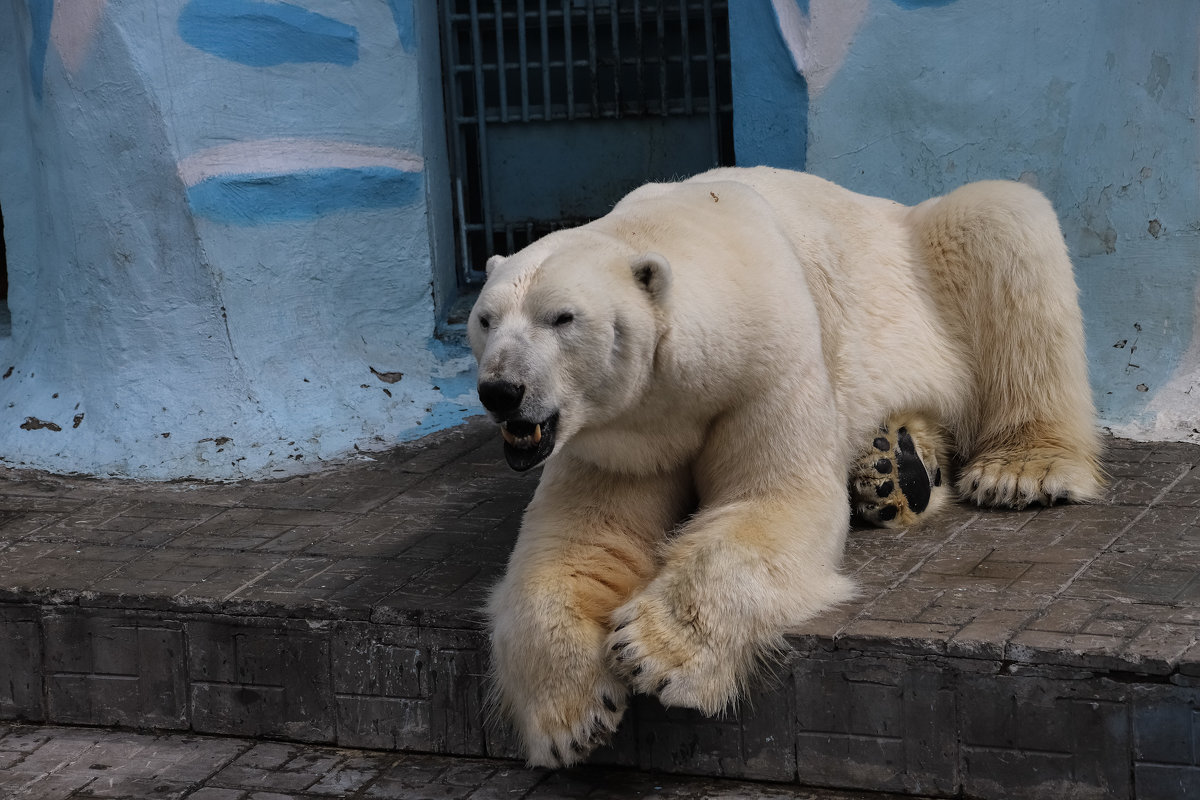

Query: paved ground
left=0, top=417, right=1198, bottom=798
left=0, top=722, right=926, bottom=800
left=1, top=418, right=1196, bottom=673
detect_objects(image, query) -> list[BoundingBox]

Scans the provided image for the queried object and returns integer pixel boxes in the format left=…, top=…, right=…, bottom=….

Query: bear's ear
left=485, top=254, right=507, bottom=276
left=631, top=252, right=672, bottom=299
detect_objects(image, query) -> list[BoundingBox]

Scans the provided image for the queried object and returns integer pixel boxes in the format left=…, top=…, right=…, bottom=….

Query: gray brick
left=1134, top=763, right=1200, bottom=800
left=0, top=605, right=43, bottom=720
left=1122, top=623, right=1200, bottom=674
left=187, top=618, right=334, bottom=742
left=638, top=702, right=746, bottom=777
left=427, top=638, right=489, bottom=755
left=946, top=609, right=1033, bottom=660
left=186, top=790, right=245, bottom=800
left=306, top=753, right=395, bottom=795
left=1132, top=686, right=1200, bottom=765
left=958, top=674, right=1131, bottom=799
left=331, top=623, right=426, bottom=697
left=335, top=695, right=432, bottom=751
left=736, top=672, right=798, bottom=781
left=793, top=654, right=956, bottom=794
left=43, top=610, right=187, bottom=729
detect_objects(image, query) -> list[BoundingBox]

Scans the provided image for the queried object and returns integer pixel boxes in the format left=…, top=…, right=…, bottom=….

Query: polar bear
left=468, top=167, right=1101, bottom=767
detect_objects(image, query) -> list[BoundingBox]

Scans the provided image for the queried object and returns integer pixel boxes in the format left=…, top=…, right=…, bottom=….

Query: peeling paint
left=20, top=417, right=61, bottom=432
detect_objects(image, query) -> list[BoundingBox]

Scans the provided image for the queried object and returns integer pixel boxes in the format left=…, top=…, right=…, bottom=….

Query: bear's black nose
left=478, top=379, right=525, bottom=415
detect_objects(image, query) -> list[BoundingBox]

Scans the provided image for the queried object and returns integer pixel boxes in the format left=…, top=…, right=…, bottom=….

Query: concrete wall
left=733, top=0, right=1200, bottom=444
left=2, top=0, right=1195, bottom=481
left=0, top=0, right=472, bottom=479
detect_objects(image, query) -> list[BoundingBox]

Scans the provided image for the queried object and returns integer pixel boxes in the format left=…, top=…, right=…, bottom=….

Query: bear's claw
left=851, top=416, right=948, bottom=528
left=606, top=590, right=743, bottom=716
left=518, top=677, right=627, bottom=768
left=957, top=442, right=1102, bottom=509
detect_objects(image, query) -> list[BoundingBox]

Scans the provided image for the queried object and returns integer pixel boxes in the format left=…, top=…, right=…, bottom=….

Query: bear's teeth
left=500, top=423, right=538, bottom=449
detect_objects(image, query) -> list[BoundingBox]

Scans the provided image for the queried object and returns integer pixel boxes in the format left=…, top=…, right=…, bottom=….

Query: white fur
left=469, top=167, right=1101, bottom=767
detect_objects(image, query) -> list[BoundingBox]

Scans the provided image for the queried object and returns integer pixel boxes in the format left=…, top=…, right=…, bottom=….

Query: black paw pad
left=895, top=428, right=932, bottom=514
left=850, top=418, right=944, bottom=529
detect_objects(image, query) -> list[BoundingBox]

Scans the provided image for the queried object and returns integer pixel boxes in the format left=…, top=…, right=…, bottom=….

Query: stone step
left=0, top=419, right=1198, bottom=799
left=0, top=721, right=945, bottom=800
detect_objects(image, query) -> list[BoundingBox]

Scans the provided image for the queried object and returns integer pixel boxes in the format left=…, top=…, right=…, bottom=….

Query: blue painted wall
left=732, top=0, right=1200, bottom=444
left=2, top=0, right=1194, bottom=480
left=0, top=0, right=471, bottom=479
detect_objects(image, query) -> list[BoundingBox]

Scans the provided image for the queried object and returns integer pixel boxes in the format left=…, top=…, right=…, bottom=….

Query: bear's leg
left=909, top=180, right=1103, bottom=508
left=606, top=397, right=856, bottom=714
left=488, top=459, right=691, bottom=768
left=850, top=413, right=950, bottom=527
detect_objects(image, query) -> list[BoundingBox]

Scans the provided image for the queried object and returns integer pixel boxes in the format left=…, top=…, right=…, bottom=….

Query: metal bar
left=539, top=0, right=552, bottom=120
left=444, top=1, right=471, bottom=280
left=517, top=0, right=530, bottom=121
left=656, top=1, right=666, bottom=116
left=455, top=178, right=472, bottom=277
left=467, top=0, right=494, bottom=257
left=609, top=0, right=621, bottom=118
left=562, top=0, right=575, bottom=120
left=586, top=0, right=599, bottom=118
left=633, top=0, right=643, bottom=115
left=633, top=0, right=644, bottom=115
left=493, top=0, right=508, bottom=123
left=679, top=0, right=692, bottom=114
left=702, top=0, right=718, bottom=163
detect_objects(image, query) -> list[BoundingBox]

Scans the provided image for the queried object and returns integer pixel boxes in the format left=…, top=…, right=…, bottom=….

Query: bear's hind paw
left=851, top=416, right=949, bottom=528
left=958, top=443, right=1102, bottom=509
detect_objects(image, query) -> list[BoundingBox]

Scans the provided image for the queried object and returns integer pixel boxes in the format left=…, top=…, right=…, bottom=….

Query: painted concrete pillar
left=0, top=1, right=474, bottom=479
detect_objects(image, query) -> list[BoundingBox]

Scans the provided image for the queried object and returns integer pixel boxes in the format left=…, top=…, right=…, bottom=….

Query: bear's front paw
left=851, top=416, right=948, bottom=528
left=605, top=586, right=748, bottom=716
left=507, top=669, right=627, bottom=768
left=491, top=598, right=631, bottom=768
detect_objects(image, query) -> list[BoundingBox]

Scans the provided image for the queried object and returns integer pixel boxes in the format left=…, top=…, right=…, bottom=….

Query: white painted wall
left=0, top=0, right=476, bottom=479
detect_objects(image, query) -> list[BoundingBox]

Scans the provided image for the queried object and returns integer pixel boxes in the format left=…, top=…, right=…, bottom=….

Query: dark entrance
left=439, top=0, right=734, bottom=286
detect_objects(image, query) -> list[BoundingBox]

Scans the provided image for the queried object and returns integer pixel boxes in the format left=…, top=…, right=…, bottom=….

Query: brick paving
left=0, top=722, right=928, bottom=799
left=0, top=418, right=1198, bottom=798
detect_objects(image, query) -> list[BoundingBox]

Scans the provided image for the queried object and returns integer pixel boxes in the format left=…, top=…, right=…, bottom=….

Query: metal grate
left=441, top=0, right=734, bottom=285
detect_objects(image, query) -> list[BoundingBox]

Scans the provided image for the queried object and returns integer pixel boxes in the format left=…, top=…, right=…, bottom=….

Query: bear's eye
left=478, top=315, right=491, bottom=330
left=553, top=312, right=574, bottom=327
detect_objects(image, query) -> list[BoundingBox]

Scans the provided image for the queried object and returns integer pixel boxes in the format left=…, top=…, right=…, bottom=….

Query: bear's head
left=468, top=230, right=671, bottom=471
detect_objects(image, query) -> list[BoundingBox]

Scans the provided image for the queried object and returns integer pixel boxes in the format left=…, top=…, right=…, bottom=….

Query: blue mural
left=730, top=1, right=808, bottom=170
left=187, top=166, right=422, bottom=225
left=26, top=0, right=52, bottom=100
left=178, top=0, right=359, bottom=67
left=0, top=0, right=476, bottom=480
left=386, top=0, right=416, bottom=52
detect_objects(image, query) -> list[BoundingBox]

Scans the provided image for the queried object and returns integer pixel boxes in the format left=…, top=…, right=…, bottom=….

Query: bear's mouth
left=499, top=413, right=559, bottom=471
